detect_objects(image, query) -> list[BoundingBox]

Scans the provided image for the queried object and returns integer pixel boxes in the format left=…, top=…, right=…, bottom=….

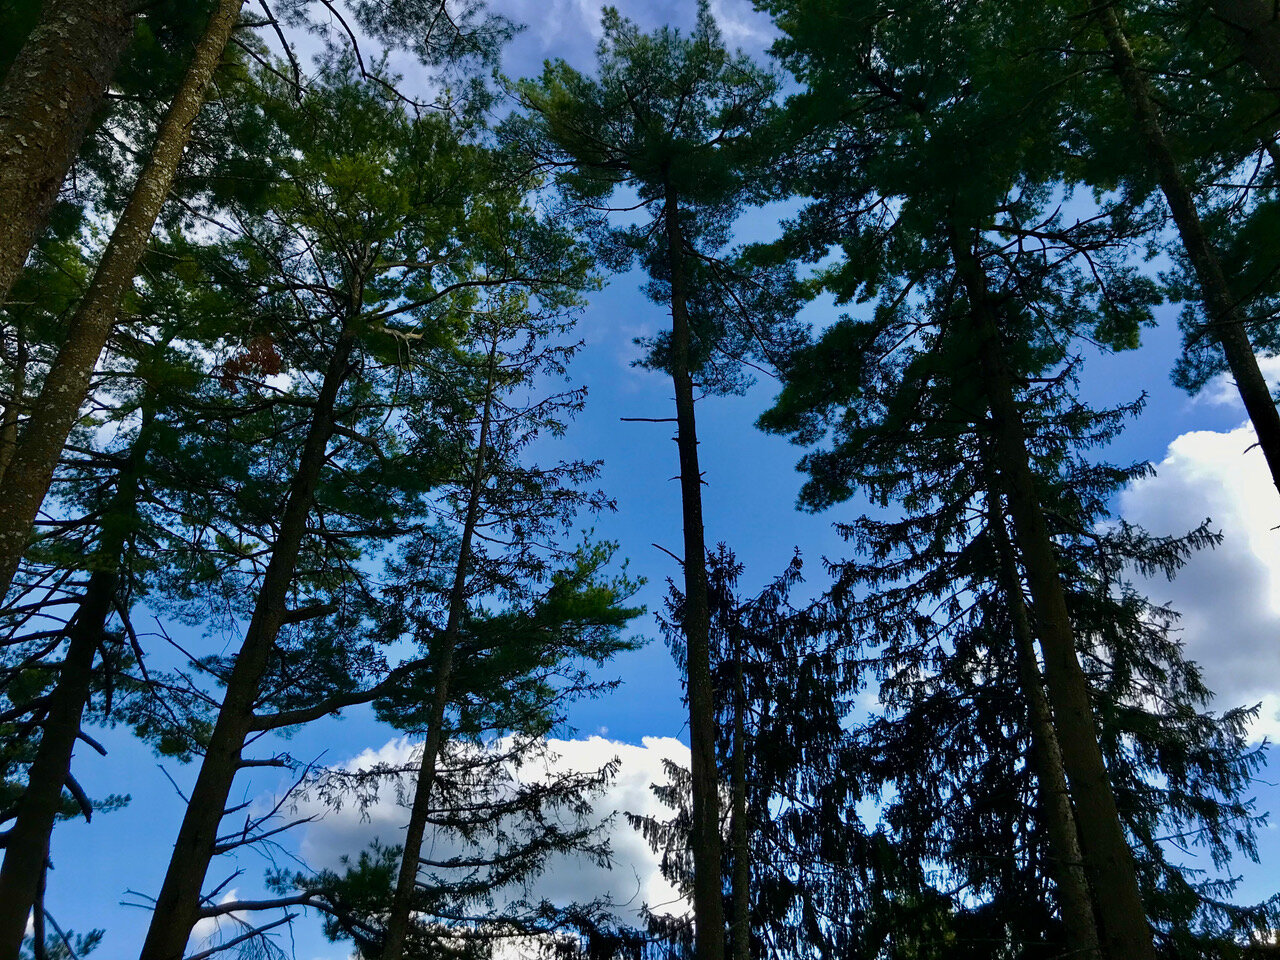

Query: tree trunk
left=1209, top=0, right=1280, bottom=92
left=138, top=320, right=356, bottom=960
left=729, top=627, right=750, bottom=960
left=0, top=320, right=27, bottom=483
left=662, top=181, right=726, bottom=960
left=0, top=0, right=135, bottom=309
left=1096, top=3, right=1280, bottom=499
left=986, top=481, right=1102, bottom=960
left=382, top=344, right=498, bottom=960
left=0, top=0, right=245, bottom=603
left=31, top=862, right=46, bottom=960
left=0, top=405, right=154, bottom=957
left=951, top=229, right=1156, bottom=960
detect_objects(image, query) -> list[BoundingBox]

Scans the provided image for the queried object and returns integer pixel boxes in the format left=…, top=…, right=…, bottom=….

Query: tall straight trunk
left=662, top=181, right=725, bottom=960
left=1095, top=3, right=1280, bottom=499
left=139, top=320, right=356, bottom=960
left=0, top=405, right=154, bottom=956
left=951, top=229, right=1156, bottom=960
left=0, top=0, right=135, bottom=309
left=1209, top=0, right=1280, bottom=92
left=729, top=630, right=750, bottom=960
left=0, top=0, right=245, bottom=603
left=382, top=345, right=498, bottom=960
left=986, top=482, right=1102, bottom=960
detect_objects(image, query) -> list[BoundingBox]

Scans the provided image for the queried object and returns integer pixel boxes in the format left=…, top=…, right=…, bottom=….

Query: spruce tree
left=655, top=547, right=871, bottom=960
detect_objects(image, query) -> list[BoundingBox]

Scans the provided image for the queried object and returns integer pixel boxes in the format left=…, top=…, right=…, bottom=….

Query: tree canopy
left=0, top=1, right=1278, bottom=959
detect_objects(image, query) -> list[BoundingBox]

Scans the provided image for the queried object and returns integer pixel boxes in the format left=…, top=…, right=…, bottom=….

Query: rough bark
left=138, top=319, right=356, bottom=960
left=951, top=230, right=1157, bottom=960
left=0, top=0, right=135, bottom=309
left=1096, top=3, right=1280, bottom=499
left=1209, top=0, right=1280, bottom=92
left=0, top=0, right=245, bottom=604
left=986, top=482, right=1102, bottom=960
left=663, top=182, right=726, bottom=960
left=729, top=629, right=750, bottom=960
left=382, top=345, right=497, bottom=960
left=0, top=406, right=154, bottom=956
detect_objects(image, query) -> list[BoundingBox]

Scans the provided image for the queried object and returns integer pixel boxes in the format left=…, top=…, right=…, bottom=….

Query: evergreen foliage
left=0, top=1, right=1278, bottom=957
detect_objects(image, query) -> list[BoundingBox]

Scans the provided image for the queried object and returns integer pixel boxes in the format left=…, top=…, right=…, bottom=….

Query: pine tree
left=637, top=546, right=958, bottom=960
left=116, top=60, right=595, bottom=958
left=507, top=10, right=791, bottom=956
left=762, top=263, right=1278, bottom=956
left=291, top=542, right=640, bottom=958
left=0, top=230, right=225, bottom=954
left=666, top=547, right=870, bottom=960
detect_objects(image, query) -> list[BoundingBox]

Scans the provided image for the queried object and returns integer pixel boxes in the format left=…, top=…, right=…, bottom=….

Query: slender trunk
left=663, top=181, right=725, bottom=960
left=1096, top=3, right=1280, bottom=498
left=31, top=864, right=46, bottom=960
left=729, top=629, right=750, bottom=960
left=0, top=322, right=27, bottom=482
left=0, top=0, right=135, bottom=308
left=986, top=481, right=1102, bottom=960
left=951, top=229, right=1156, bottom=960
left=0, top=407, right=154, bottom=958
left=1209, top=0, right=1280, bottom=92
left=139, top=320, right=356, bottom=960
left=382, top=344, right=498, bottom=960
left=0, top=0, right=245, bottom=602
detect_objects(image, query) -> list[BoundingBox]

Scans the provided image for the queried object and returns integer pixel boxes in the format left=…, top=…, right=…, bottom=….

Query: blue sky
left=34, top=0, right=1280, bottom=956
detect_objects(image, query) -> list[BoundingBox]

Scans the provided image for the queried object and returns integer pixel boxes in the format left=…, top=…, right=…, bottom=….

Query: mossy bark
left=0, top=0, right=245, bottom=602
left=0, top=0, right=135, bottom=309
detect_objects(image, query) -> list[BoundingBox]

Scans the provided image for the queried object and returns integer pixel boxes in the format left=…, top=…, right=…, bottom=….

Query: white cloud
left=1194, top=355, right=1280, bottom=408
left=1118, top=423, right=1280, bottom=741
left=500, top=0, right=606, bottom=65
left=189, top=888, right=248, bottom=946
left=297, top=735, right=690, bottom=926
left=706, top=0, right=778, bottom=48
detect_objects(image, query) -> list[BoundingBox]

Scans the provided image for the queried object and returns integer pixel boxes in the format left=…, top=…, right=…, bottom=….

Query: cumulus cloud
left=1118, top=423, right=1280, bottom=741
left=1194, top=356, right=1280, bottom=408
left=297, top=735, right=690, bottom=926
